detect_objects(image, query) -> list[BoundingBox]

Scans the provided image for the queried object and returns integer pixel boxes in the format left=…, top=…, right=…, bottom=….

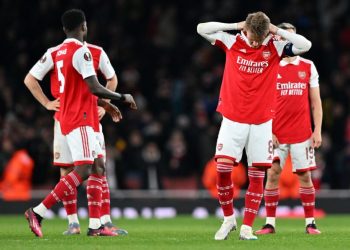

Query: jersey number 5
left=56, top=60, right=65, bottom=93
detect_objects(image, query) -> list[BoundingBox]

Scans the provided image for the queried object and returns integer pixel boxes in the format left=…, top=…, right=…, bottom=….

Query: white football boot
left=239, top=224, right=258, bottom=240
left=214, top=215, right=237, bottom=240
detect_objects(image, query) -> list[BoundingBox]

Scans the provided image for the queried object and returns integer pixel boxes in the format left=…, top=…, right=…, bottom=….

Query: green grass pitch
left=1, top=215, right=349, bottom=250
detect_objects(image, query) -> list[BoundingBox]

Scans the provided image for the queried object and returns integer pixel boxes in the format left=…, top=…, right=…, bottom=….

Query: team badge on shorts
left=54, top=152, right=60, bottom=159
left=92, top=150, right=96, bottom=158
left=262, top=50, right=271, bottom=60
left=217, top=143, right=223, bottom=151
left=298, top=71, right=306, bottom=79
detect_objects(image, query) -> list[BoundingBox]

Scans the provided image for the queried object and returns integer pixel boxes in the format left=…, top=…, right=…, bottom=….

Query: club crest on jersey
left=84, top=52, right=92, bottom=61
left=217, top=143, right=223, bottom=151
left=298, top=71, right=306, bottom=79
left=40, top=55, right=47, bottom=63
left=262, top=50, right=271, bottom=60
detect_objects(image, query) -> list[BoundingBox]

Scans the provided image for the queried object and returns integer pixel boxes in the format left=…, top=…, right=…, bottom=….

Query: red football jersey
left=30, top=40, right=115, bottom=133
left=53, top=39, right=97, bottom=134
left=273, top=56, right=319, bottom=144
left=214, top=32, right=288, bottom=124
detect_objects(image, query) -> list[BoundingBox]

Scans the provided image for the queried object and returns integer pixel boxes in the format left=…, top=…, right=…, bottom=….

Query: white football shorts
left=53, top=120, right=103, bottom=167
left=215, top=117, right=273, bottom=167
left=273, top=137, right=317, bottom=172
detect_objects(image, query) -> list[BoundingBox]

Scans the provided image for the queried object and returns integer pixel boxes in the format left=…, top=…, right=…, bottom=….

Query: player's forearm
left=311, top=101, right=323, bottom=133
left=24, top=73, right=50, bottom=108
left=104, top=74, right=118, bottom=103
left=85, top=75, right=125, bottom=101
left=276, top=28, right=312, bottom=54
left=197, top=22, right=238, bottom=35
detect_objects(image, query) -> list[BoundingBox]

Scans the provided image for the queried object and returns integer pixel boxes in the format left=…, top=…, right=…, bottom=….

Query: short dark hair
left=277, top=22, right=296, bottom=32
left=61, top=9, right=86, bottom=31
left=245, top=11, right=270, bottom=39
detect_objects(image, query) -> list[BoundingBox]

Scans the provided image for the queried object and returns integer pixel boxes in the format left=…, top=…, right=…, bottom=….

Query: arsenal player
left=256, top=23, right=322, bottom=236
left=197, top=12, right=312, bottom=240
left=24, top=9, right=136, bottom=237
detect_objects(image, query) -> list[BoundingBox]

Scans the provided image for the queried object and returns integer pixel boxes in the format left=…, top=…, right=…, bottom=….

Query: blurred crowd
left=0, top=0, right=349, bottom=196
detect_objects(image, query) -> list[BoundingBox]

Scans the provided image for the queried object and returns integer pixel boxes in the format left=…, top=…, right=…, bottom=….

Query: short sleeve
left=29, top=49, right=54, bottom=80
left=72, top=46, right=96, bottom=79
left=99, top=50, right=115, bottom=79
left=309, top=61, right=319, bottom=88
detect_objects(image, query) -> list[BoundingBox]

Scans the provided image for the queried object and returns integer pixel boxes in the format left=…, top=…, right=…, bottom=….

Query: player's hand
left=123, top=94, right=137, bottom=110
left=272, top=134, right=279, bottom=148
left=269, top=23, right=278, bottom=34
left=311, top=130, right=322, bottom=148
left=104, top=102, right=122, bottom=123
left=45, top=97, right=60, bottom=111
left=98, top=106, right=106, bottom=120
left=237, top=21, right=246, bottom=30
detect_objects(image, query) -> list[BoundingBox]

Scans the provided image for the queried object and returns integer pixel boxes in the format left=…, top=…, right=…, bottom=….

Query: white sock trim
left=266, top=217, right=276, bottom=227
left=100, top=215, right=112, bottom=225
left=33, top=203, right=47, bottom=217
left=306, top=217, right=315, bottom=226
left=89, top=218, right=102, bottom=229
left=67, top=214, right=79, bottom=224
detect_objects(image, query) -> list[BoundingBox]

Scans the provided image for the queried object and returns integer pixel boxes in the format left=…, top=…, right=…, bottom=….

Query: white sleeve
left=72, top=46, right=96, bottom=79
left=29, top=49, right=54, bottom=80
left=309, top=61, right=319, bottom=88
left=276, top=28, right=312, bottom=55
left=197, top=22, right=237, bottom=49
left=99, top=50, right=115, bottom=79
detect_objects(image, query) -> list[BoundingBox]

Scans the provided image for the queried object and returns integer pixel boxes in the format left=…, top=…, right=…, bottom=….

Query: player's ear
left=82, top=22, right=87, bottom=32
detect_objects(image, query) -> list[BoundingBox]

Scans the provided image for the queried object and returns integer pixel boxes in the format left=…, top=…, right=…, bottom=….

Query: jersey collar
left=280, top=56, right=300, bottom=66
left=63, top=38, right=84, bottom=46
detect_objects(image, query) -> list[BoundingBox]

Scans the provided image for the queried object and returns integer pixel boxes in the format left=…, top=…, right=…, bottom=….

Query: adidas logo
left=239, top=49, right=247, bottom=53
left=277, top=74, right=282, bottom=79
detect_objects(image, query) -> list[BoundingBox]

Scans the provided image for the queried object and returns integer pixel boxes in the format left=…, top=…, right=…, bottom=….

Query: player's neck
left=66, top=33, right=84, bottom=43
left=282, top=56, right=297, bottom=63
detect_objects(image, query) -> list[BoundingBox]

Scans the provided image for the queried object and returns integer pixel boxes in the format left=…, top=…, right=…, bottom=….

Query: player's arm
left=270, top=24, right=312, bottom=56
left=24, top=50, right=59, bottom=111
left=24, top=74, right=60, bottom=111
left=197, top=21, right=242, bottom=47
left=73, top=47, right=137, bottom=109
left=309, top=63, right=322, bottom=148
left=97, top=99, right=122, bottom=123
left=85, top=75, right=136, bottom=109
left=97, top=49, right=119, bottom=119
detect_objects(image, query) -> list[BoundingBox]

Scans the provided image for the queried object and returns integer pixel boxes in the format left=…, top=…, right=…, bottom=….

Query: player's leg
left=214, top=117, right=248, bottom=240
left=291, top=140, right=320, bottom=234
left=256, top=145, right=288, bottom=235
left=52, top=120, right=81, bottom=235
left=96, top=126, right=128, bottom=235
left=240, top=120, right=273, bottom=240
left=25, top=163, right=89, bottom=237
left=60, top=167, right=81, bottom=235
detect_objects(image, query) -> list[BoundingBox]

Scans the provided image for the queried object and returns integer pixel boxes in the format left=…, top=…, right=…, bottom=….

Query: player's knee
left=297, top=171, right=312, bottom=185
left=267, top=168, right=280, bottom=183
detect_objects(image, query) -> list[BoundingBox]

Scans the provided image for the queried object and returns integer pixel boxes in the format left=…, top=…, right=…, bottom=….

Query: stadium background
left=0, top=0, right=349, bottom=216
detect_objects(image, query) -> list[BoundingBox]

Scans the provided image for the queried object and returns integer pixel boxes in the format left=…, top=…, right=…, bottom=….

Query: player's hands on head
left=311, top=130, right=322, bottom=148
left=123, top=94, right=137, bottom=109
left=272, top=134, right=279, bottom=148
left=45, top=97, right=60, bottom=111
left=104, top=102, right=122, bottom=123
left=237, top=21, right=246, bottom=30
left=98, top=106, right=106, bottom=120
